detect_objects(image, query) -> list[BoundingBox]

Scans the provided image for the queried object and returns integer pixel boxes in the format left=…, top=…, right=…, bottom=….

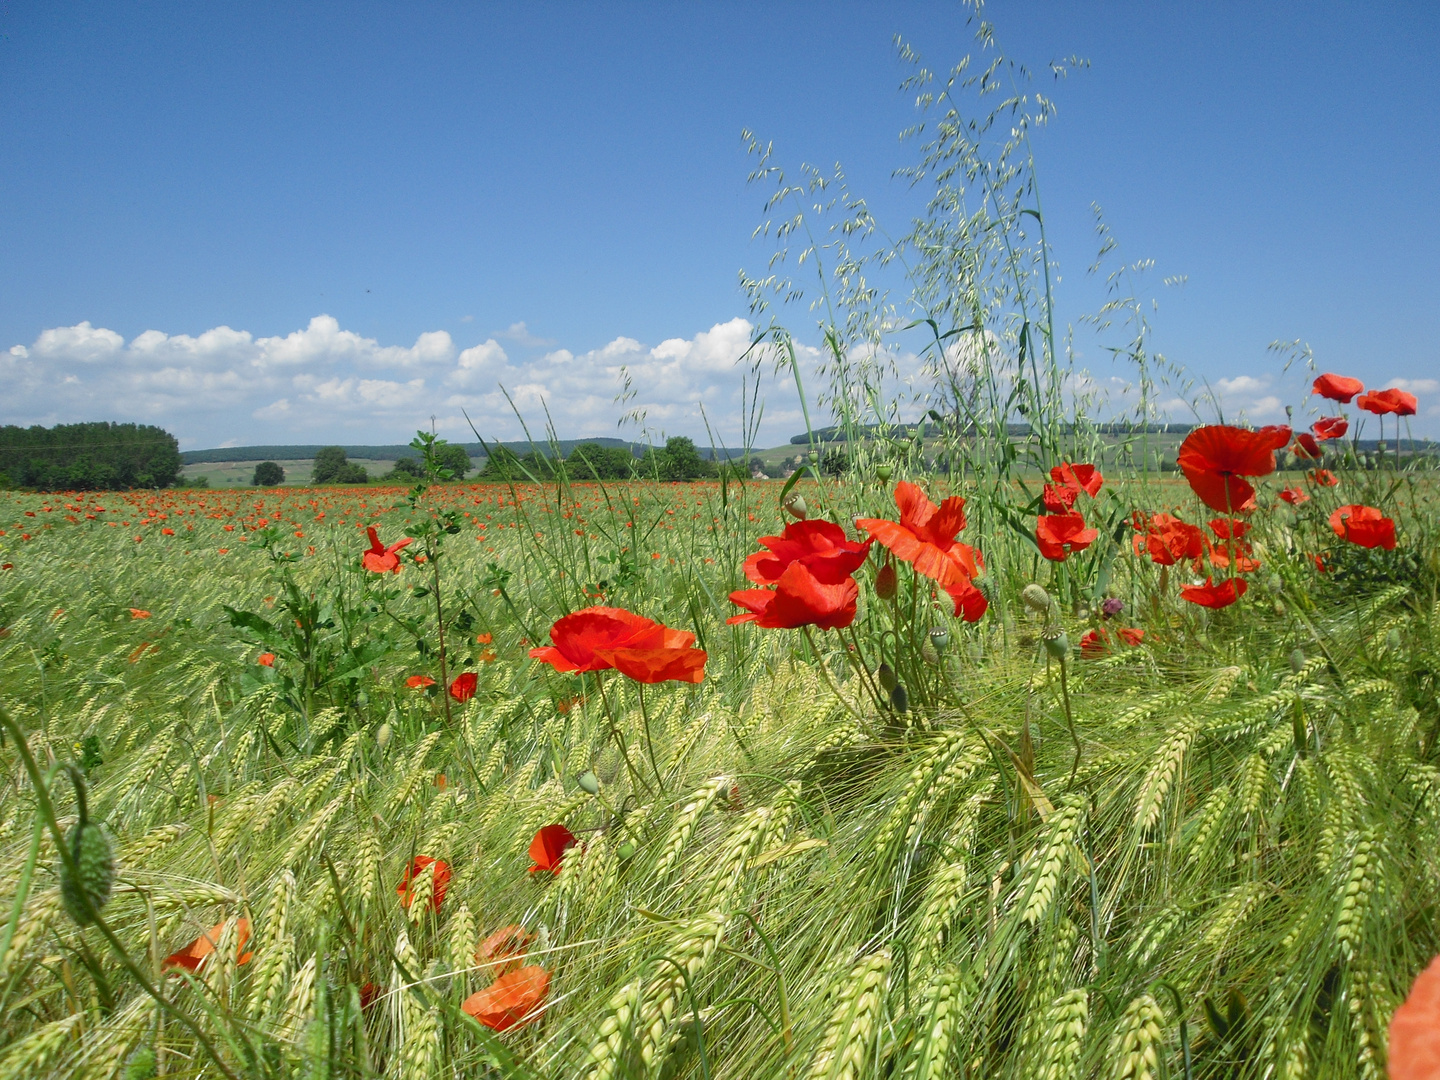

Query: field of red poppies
left=1, top=375, right=1439, bottom=1079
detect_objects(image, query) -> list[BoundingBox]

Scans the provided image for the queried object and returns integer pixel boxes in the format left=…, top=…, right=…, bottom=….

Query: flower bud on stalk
left=1289, top=648, right=1306, bottom=674
left=1021, top=584, right=1052, bottom=614
left=876, top=663, right=898, bottom=693
left=875, top=563, right=898, bottom=600
left=375, top=722, right=393, bottom=749
left=59, top=766, right=114, bottom=926
left=920, top=638, right=940, bottom=665
left=889, top=684, right=909, bottom=713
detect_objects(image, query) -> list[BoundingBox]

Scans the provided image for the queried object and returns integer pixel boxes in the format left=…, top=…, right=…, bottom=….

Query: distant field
left=180, top=458, right=401, bottom=486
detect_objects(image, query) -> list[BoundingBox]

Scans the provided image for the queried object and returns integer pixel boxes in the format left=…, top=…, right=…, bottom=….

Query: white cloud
left=3, top=314, right=816, bottom=447
left=1388, top=377, right=1439, bottom=395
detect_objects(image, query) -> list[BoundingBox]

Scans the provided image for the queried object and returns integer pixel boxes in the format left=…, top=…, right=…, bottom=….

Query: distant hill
left=181, top=438, right=750, bottom=465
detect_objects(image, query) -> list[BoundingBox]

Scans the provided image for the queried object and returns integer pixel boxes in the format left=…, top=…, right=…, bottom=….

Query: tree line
left=0, top=422, right=183, bottom=490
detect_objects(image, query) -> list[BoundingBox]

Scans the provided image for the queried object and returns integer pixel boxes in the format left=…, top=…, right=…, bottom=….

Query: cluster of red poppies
left=1034, top=463, right=1104, bottom=562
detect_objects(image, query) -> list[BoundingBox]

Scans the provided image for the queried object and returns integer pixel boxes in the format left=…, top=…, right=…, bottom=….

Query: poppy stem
left=1057, top=657, right=1080, bottom=789
left=593, top=673, right=653, bottom=797
left=800, top=626, right=863, bottom=720
left=635, top=684, right=666, bottom=792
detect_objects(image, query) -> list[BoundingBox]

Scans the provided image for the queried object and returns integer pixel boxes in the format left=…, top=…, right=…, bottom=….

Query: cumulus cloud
left=1, top=313, right=791, bottom=448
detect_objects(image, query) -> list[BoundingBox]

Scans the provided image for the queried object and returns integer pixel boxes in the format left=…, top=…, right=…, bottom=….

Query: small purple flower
left=1101, top=597, right=1125, bottom=619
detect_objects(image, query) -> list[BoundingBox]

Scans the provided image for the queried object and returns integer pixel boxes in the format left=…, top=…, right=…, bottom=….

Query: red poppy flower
left=728, top=560, right=861, bottom=630
left=396, top=856, right=451, bottom=912
left=529, top=824, right=576, bottom=873
left=1035, top=512, right=1099, bottom=562
left=529, top=607, right=706, bottom=684
left=476, top=924, right=534, bottom=976
left=1050, top=462, right=1103, bottom=498
left=1208, top=518, right=1251, bottom=541
left=741, top=519, right=870, bottom=587
left=406, top=674, right=435, bottom=689
left=1291, top=433, right=1322, bottom=460
left=1176, top=425, right=1291, bottom=512
left=856, top=482, right=987, bottom=620
left=359, top=982, right=382, bottom=1010
left=1390, top=954, right=1440, bottom=1080
left=362, top=527, right=413, bottom=573
left=462, top=966, right=550, bottom=1031
left=1131, top=512, right=1207, bottom=567
left=1041, top=483, right=1078, bottom=512
left=449, top=672, right=478, bottom=701
left=1180, top=577, right=1247, bottom=609
left=1277, top=486, right=1309, bottom=505
left=257, top=652, right=276, bottom=667
left=1307, top=468, right=1339, bottom=487
left=130, top=608, right=151, bottom=619
left=1312, top=373, right=1364, bottom=403
left=1356, top=387, right=1418, bottom=416
left=1311, top=415, right=1348, bottom=441
left=163, top=919, right=253, bottom=972
left=476, top=632, right=493, bottom=644
left=1078, top=626, right=1144, bottom=658
left=1329, top=504, right=1396, bottom=550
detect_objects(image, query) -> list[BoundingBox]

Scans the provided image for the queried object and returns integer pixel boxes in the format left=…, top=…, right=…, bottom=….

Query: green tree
left=435, top=444, right=471, bottom=479
left=386, top=457, right=426, bottom=481
left=311, top=446, right=349, bottom=484
left=658, top=436, right=709, bottom=481
left=0, top=421, right=182, bottom=490
left=335, top=462, right=369, bottom=483
left=252, top=461, right=285, bottom=486
left=567, top=442, right=635, bottom=479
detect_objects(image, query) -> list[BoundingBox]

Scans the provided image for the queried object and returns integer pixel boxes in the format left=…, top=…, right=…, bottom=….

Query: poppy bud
left=876, top=463, right=893, bottom=482
left=889, top=683, right=909, bottom=713
left=928, top=627, right=950, bottom=651
left=1043, top=631, right=1070, bottom=660
left=1265, top=574, right=1283, bottom=596
left=576, top=770, right=600, bottom=796
left=783, top=493, right=808, bottom=520
left=921, top=638, right=940, bottom=665
left=1021, top=584, right=1052, bottom=614
left=617, top=840, right=636, bottom=861
left=875, top=563, right=898, bottom=600
left=125, top=1046, right=157, bottom=1080
left=1289, top=647, right=1305, bottom=674
left=1273, top=600, right=1286, bottom=617
left=60, top=820, right=115, bottom=926
left=877, top=663, right=898, bottom=693
left=375, top=722, right=392, bottom=749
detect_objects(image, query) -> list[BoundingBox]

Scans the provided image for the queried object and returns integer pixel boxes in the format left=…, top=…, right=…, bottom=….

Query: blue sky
left=3, top=0, right=1437, bottom=448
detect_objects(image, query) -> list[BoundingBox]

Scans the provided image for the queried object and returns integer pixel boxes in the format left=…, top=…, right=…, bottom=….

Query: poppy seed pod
left=929, top=627, right=950, bottom=651
left=60, top=820, right=115, bottom=926
left=1021, top=584, right=1052, bottom=613
left=807, top=450, right=819, bottom=465
left=875, top=563, right=898, bottom=600
left=877, top=663, right=898, bottom=693
left=1289, top=647, right=1306, bottom=674
left=576, top=770, right=600, bottom=796
left=375, top=722, right=392, bottom=749
left=889, top=683, right=909, bottom=713
left=876, top=463, right=893, bottom=482
left=1043, top=631, right=1070, bottom=660
left=783, top=493, right=808, bottom=520
left=617, top=840, right=636, bottom=861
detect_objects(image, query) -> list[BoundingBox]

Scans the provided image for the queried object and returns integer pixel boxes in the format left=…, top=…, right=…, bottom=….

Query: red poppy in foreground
left=257, top=652, right=276, bottom=667
left=1312, top=372, right=1364, bottom=403
left=1078, top=626, right=1144, bottom=658
left=1041, top=482, right=1077, bottom=512
left=362, top=527, right=413, bottom=573
left=740, top=519, right=870, bottom=587
left=1035, top=512, right=1098, bottom=562
left=476, top=924, right=534, bottom=976
left=856, top=482, right=988, bottom=620
left=1357, top=387, right=1418, bottom=416
left=449, top=672, right=478, bottom=702
left=462, top=966, right=550, bottom=1031
left=1176, top=424, right=1291, bottom=512
left=1308, top=468, right=1339, bottom=487
left=406, top=674, right=435, bottom=689
left=1329, top=505, right=1396, bottom=550
left=396, top=856, right=451, bottom=913
left=728, top=560, right=862, bottom=630
left=1389, top=954, right=1440, bottom=1080
left=529, top=824, right=576, bottom=873
left=1051, top=461, right=1104, bottom=497
left=1180, top=577, right=1247, bottom=609
left=529, top=607, right=706, bottom=684
left=1291, top=433, right=1322, bottom=460
left=1131, top=512, right=1207, bottom=568
left=1312, top=415, right=1348, bottom=441
left=1277, top=486, right=1309, bottom=506
left=163, top=918, right=253, bottom=972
